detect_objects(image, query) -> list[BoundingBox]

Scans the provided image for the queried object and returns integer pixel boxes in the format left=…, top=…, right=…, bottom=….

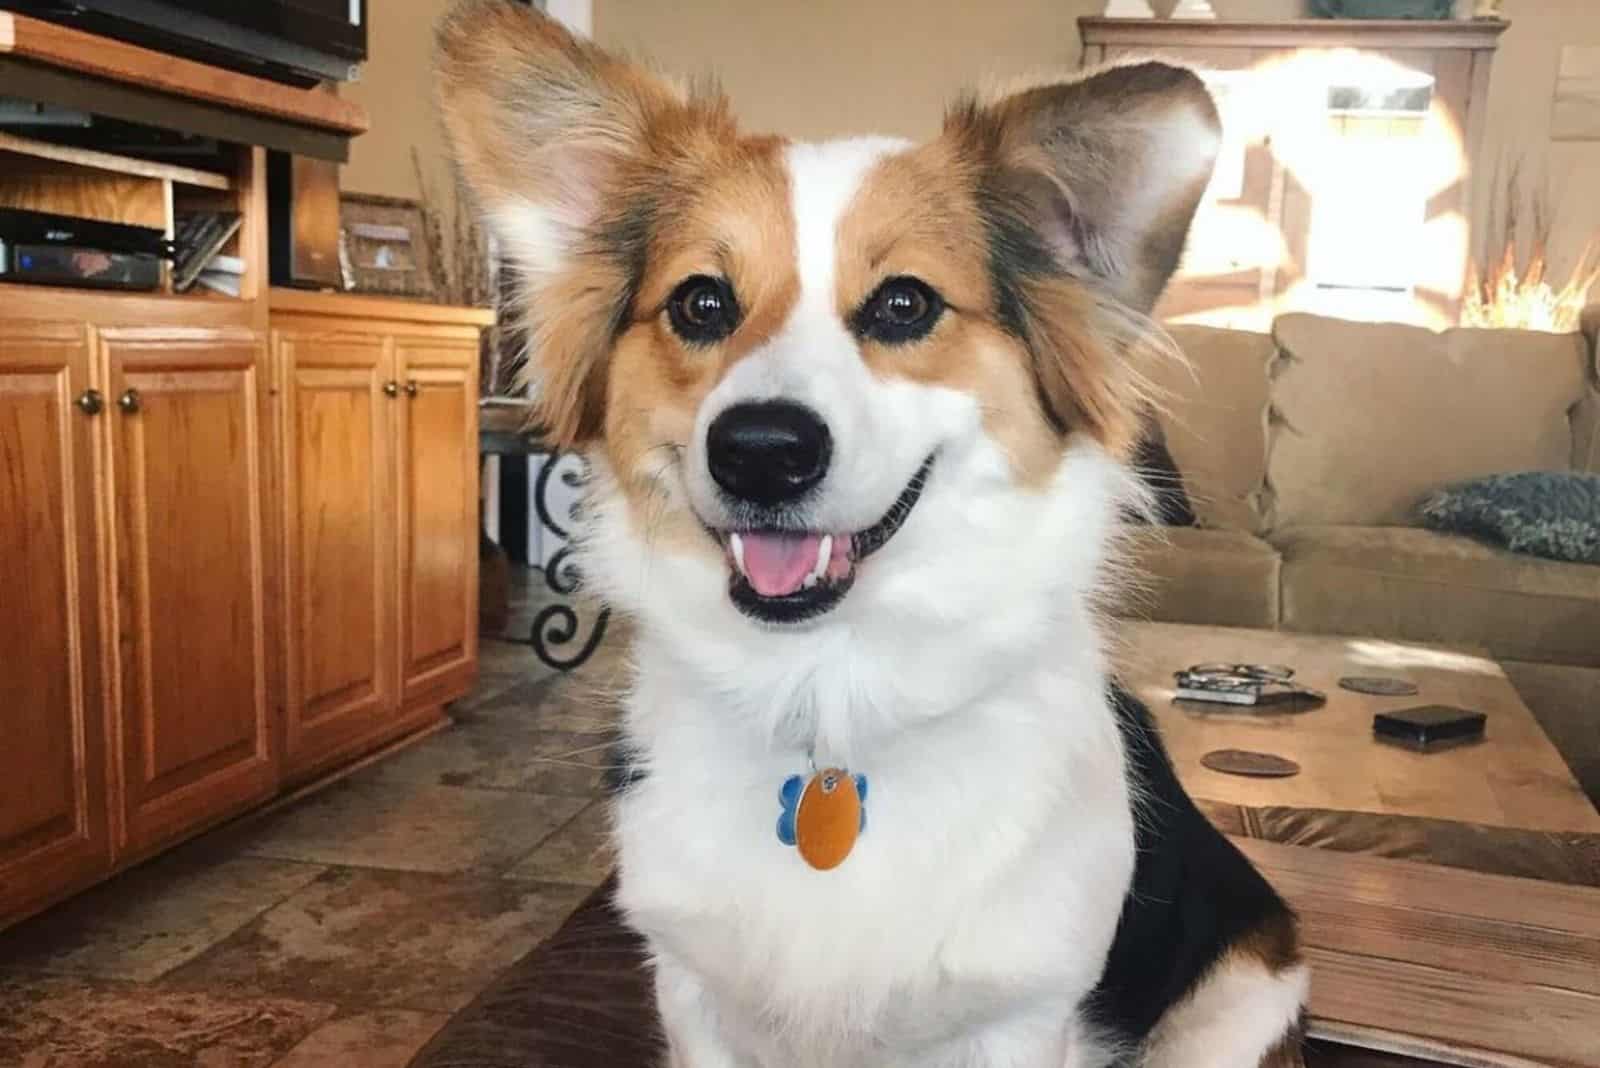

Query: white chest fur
left=613, top=650, right=1137, bottom=1066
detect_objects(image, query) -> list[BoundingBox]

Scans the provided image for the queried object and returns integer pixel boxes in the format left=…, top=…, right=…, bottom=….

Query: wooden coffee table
left=1119, top=623, right=1600, bottom=1067
left=1119, top=622, right=1600, bottom=834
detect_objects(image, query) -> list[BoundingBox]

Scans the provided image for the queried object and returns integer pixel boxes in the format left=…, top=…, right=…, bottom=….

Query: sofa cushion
left=1276, top=525, right=1600, bottom=668
left=1267, top=315, right=1594, bottom=528
left=1149, top=325, right=1275, bottom=533
left=1119, top=526, right=1280, bottom=629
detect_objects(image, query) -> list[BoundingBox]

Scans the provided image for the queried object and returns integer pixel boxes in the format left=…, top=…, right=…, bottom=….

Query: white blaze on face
left=787, top=138, right=911, bottom=321
left=687, top=136, right=968, bottom=545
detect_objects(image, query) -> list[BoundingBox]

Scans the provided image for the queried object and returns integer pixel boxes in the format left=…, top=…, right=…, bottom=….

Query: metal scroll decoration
left=529, top=451, right=611, bottom=670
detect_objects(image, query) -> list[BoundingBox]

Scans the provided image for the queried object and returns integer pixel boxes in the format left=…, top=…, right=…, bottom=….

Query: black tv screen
left=7, top=0, right=368, bottom=85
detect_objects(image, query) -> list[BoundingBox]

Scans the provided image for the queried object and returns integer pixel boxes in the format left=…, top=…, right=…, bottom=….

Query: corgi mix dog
left=437, top=3, right=1307, bottom=1065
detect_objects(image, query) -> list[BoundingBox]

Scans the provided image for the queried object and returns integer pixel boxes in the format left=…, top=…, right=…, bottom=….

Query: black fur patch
left=595, top=195, right=657, bottom=340
left=971, top=178, right=1078, bottom=439
left=1089, top=686, right=1296, bottom=1049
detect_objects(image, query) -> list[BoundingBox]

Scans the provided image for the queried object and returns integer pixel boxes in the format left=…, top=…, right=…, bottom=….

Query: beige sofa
left=1125, top=311, right=1600, bottom=801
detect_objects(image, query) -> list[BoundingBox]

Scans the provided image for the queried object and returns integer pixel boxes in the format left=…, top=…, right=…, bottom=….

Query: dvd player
left=0, top=242, right=165, bottom=290
left=0, top=208, right=170, bottom=255
left=0, top=208, right=169, bottom=291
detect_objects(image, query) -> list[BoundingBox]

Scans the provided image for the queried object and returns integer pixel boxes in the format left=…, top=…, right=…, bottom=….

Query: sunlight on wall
left=1165, top=48, right=1469, bottom=330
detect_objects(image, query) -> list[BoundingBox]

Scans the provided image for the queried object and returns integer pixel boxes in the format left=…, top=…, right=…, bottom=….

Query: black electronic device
left=0, top=207, right=168, bottom=290
left=0, top=207, right=169, bottom=256
left=0, top=242, right=163, bottom=290
left=1373, top=705, right=1487, bottom=752
left=3, top=0, right=367, bottom=86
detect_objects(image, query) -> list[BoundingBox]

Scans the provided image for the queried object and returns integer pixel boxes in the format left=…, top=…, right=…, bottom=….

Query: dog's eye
left=856, top=277, right=944, bottom=344
left=667, top=275, right=740, bottom=345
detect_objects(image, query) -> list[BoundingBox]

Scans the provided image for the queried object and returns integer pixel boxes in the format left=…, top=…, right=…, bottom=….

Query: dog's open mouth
left=715, top=457, right=933, bottom=624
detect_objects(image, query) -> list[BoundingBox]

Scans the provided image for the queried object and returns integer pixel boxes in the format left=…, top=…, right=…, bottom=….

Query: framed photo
left=339, top=193, right=434, bottom=298
left=1554, top=46, right=1600, bottom=142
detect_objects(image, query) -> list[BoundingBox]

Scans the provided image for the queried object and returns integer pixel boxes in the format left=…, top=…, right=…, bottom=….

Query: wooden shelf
left=269, top=289, right=497, bottom=327
left=0, top=12, right=368, bottom=135
left=1078, top=17, right=1509, bottom=50
left=0, top=130, right=232, bottom=190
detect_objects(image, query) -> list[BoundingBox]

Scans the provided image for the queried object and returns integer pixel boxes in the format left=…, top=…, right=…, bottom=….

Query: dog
left=436, top=4, right=1308, bottom=1065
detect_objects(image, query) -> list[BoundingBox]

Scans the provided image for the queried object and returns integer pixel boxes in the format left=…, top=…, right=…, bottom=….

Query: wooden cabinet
left=396, top=341, right=479, bottom=706
left=102, top=329, right=276, bottom=855
left=275, top=329, right=397, bottom=778
left=0, top=321, right=110, bottom=922
left=0, top=292, right=485, bottom=931
left=270, top=297, right=483, bottom=781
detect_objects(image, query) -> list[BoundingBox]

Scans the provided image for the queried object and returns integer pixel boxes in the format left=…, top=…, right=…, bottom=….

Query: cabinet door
left=0, top=321, right=111, bottom=924
left=274, top=326, right=397, bottom=777
left=103, top=329, right=275, bottom=857
left=395, top=339, right=478, bottom=705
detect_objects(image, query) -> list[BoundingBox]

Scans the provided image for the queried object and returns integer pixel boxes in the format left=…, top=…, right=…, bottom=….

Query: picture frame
left=339, top=192, right=434, bottom=299
left=1553, top=46, right=1600, bottom=142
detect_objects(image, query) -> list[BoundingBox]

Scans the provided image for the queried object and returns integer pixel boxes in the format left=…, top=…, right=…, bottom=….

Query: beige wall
left=594, top=1, right=1306, bottom=142
left=342, top=0, right=455, bottom=202
left=598, top=0, right=1091, bottom=143
left=1478, top=0, right=1600, bottom=276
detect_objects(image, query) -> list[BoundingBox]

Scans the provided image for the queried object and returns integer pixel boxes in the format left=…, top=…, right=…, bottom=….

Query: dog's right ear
left=435, top=1, right=717, bottom=445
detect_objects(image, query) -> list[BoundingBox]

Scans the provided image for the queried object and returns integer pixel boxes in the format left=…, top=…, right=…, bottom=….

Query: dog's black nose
left=707, top=401, right=831, bottom=505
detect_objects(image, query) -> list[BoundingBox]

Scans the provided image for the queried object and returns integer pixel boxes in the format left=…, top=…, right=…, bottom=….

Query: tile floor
left=0, top=572, right=625, bottom=1068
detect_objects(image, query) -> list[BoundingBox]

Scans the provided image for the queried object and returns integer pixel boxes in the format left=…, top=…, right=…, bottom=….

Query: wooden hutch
left=0, top=13, right=490, bottom=929
left=1081, top=17, right=1508, bottom=330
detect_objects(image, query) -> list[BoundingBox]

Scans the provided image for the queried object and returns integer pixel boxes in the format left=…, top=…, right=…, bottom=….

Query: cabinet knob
left=383, top=381, right=400, bottom=398
left=404, top=380, right=419, bottom=397
left=117, top=388, right=142, bottom=414
left=76, top=389, right=104, bottom=416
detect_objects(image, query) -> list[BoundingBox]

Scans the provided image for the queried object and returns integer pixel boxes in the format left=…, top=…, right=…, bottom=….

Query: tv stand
left=0, top=13, right=490, bottom=933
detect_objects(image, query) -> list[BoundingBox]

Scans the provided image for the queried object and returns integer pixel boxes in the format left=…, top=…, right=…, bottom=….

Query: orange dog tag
left=777, top=768, right=867, bottom=871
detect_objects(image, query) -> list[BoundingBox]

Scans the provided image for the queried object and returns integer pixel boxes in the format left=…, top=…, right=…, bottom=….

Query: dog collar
left=776, top=764, right=868, bottom=871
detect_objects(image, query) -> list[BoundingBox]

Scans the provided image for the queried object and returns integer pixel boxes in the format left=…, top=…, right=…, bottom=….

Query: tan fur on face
left=436, top=0, right=740, bottom=447
left=830, top=143, right=1056, bottom=484
left=602, top=141, right=798, bottom=546
left=831, top=127, right=1168, bottom=483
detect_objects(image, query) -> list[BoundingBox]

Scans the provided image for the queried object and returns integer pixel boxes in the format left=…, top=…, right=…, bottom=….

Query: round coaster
left=1201, top=749, right=1301, bottom=778
left=1339, top=676, right=1419, bottom=697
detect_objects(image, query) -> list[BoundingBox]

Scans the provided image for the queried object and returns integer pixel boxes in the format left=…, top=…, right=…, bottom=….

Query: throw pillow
left=1419, top=472, right=1600, bottom=565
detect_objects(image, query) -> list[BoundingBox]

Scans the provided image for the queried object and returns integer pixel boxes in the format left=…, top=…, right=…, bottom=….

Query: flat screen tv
left=7, top=0, right=368, bottom=86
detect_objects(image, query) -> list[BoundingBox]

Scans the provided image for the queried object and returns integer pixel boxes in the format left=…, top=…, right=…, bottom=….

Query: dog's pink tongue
left=740, top=533, right=821, bottom=597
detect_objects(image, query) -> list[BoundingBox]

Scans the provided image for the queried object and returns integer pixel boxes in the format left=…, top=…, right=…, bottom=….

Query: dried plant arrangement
left=1463, top=156, right=1600, bottom=333
left=414, top=149, right=510, bottom=392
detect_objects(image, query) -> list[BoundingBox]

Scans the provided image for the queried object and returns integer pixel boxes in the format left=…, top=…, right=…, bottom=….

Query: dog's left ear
left=943, top=62, right=1219, bottom=450
left=434, top=0, right=727, bottom=446
left=950, top=62, right=1221, bottom=313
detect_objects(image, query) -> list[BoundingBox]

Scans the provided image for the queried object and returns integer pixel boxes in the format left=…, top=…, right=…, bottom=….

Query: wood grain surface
left=1119, top=623, right=1600, bottom=833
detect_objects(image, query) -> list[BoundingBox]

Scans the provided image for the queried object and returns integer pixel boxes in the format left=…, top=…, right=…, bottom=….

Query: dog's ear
left=944, top=62, right=1219, bottom=450
left=435, top=0, right=726, bottom=445
left=950, top=62, right=1221, bottom=313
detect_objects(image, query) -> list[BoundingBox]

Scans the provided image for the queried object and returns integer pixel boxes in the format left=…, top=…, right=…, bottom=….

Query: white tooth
left=810, top=534, right=833, bottom=585
left=730, top=532, right=747, bottom=576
